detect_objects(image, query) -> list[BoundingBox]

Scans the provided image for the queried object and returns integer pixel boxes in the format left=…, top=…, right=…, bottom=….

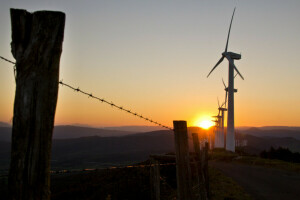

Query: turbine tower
left=220, top=79, right=229, bottom=148
left=213, top=98, right=225, bottom=148
left=207, top=8, right=244, bottom=152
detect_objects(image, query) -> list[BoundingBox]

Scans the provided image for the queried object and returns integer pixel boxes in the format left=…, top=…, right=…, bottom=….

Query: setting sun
left=192, top=115, right=215, bottom=129
left=198, top=120, right=214, bottom=129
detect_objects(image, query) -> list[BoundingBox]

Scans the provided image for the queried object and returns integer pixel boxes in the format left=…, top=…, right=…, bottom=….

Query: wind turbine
left=213, top=99, right=224, bottom=148
left=219, top=79, right=229, bottom=148
left=211, top=118, right=219, bottom=149
left=207, top=8, right=244, bottom=152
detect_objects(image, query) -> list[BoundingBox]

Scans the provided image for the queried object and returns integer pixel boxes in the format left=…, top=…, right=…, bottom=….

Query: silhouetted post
left=150, top=158, right=160, bottom=200
left=9, top=9, right=65, bottom=200
left=192, top=133, right=201, bottom=161
left=192, top=133, right=208, bottom=200
left=203, top=142, right=209, bottom=198
left=173, top=121, right=193, bottom=200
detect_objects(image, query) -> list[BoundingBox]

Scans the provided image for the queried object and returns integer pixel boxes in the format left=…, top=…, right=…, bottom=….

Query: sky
left=0, top=0, right=300, bottom=128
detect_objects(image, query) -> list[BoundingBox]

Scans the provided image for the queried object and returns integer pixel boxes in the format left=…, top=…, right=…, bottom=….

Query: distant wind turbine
left=219, top=79, right=229, bottom=148
left=207, top=8, right=244, bottom=152
left=213, top=98, right=227, bottom=148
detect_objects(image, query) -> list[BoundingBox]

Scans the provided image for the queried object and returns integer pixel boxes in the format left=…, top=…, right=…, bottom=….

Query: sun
left=198, top=120, right=214, bottom=130
left=192, top=115, right=215, bottom=130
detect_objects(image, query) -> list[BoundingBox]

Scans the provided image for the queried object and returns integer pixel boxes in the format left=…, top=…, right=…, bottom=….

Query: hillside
left=0, top=125, right=136, bottom=142
left=239, top=134, right=300, bottom=154
left=0, top=122, right=11, bottom=127
left=101, top=126, right=165, bottom=133
left=0, top=130, right=174, bottom=170
left=51, top=130, right=174, bottom=168
left=240, top=127, right=300, bottom=140
left=1, top=125, right=300, bottom=170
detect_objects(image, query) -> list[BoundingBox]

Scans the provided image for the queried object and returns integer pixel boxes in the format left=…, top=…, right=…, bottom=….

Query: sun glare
left=198, top=120, right=214, bottom=129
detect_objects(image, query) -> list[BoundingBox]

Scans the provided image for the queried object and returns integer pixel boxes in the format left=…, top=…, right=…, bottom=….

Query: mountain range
left=0, top=130, right=174, bottom=170
left=239, top=127, right=300, bottom=140
left=0, top=125, right=138, bottom=142
left=1, top=124, right=300, bottom=170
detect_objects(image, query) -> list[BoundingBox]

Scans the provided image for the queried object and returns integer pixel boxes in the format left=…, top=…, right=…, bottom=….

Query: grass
left=4, top=151, right=297, bottom=200
left=209, top=149, right=300, bottom=172
left=209, top=166, right=252, bottom=200
left=233, top=156, right=300, bottom=172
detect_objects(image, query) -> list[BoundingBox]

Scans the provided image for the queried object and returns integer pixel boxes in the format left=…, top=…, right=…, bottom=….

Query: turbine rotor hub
left=225, top=52, right=241, bottom=60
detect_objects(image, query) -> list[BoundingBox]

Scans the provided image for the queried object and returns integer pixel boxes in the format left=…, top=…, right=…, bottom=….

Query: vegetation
left=0, top=159, right=252, bottom=200
left=209, top=167, right=252, bottom=200
left=209, top=148, right=300, bottom=172
left=260, top=147, right=300, bottom=163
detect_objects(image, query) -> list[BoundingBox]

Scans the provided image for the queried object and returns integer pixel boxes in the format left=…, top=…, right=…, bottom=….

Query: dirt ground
left=209, top=161, right=300, bottom=200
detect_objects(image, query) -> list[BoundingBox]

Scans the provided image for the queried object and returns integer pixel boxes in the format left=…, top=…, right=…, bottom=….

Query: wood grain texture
left=8, top=8, right=65, bottom=200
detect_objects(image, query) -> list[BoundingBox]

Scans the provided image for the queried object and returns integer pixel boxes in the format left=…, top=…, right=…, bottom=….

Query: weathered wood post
left=203, top=142, right=209, bottom=198
left=192, top=133, right=201, bottom=162
left=192, top=133, right=208, bottom=200
left=8, top=9, right=65, bottom=200
left=173, top=121, right=193, bottom=200
left=150, top=158, right=160, bottom=200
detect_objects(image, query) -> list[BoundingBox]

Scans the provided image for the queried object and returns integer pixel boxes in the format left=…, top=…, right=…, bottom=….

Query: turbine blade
left=225, top=7, right=236, bottom=52
left=222, top=78, right=227, bottom=88
left=225, top=91, right=228, bottom=108
left=217, top=97, right=220, bottom=107
left=233, top=65, right=244, bottom=80
left=207, top=56, right=224, bottom=78
left=221, top=102, right=225, bottom=108
left=234, top=73, right=238, bottom=78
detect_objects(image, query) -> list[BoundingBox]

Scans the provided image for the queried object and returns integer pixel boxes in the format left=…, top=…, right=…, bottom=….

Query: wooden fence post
left=192, top=133, right=208, bottom=200
left=173, top=121, right=193, bottom=200
left=8, top=9, right=65, bottom=200
left=203, top=142, right=209, bottom=198
left=150, top=158, right=160, bottom=200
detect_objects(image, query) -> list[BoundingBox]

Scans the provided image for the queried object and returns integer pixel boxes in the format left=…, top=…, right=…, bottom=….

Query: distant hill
left=239, top=134, right=300, bottom=155
left=259, top=126, right=300, bottom=131
left=1, top=127, right=300, bottom=170
left=0, top=122, right=11, bottom=127
left=237, top=126, right=300, bottom=131
left=51, top=130, right=174, bottom=168
left=240, top=128, right=300, bottom=140
left=53, top=125, right=136, bottom=139
left=0, top=130, right=174, bottom=169
left=0, top=125, right=136, bottom=142
left=101, top=126, right=165, bottom=133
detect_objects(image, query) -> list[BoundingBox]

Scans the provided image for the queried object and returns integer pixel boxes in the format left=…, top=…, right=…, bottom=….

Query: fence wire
left=0, top=56, right=173, bottom=130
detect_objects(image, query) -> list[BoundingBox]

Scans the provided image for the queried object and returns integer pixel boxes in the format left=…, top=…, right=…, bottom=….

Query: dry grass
left=209, top=166, right=252, bottom=200
left=209, top=149, right=300, bottom=172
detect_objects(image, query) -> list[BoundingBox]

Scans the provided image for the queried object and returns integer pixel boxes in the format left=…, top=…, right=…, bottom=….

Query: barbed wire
left=0, top=56, right=173, bottom=130
left=0, top=56, right=15, bottom=64
left=59, top=81, right=173, bottom=130
left=0, top=56, right=17, bottom=81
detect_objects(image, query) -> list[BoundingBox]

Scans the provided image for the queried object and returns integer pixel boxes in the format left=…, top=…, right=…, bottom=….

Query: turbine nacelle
left=225, top=88, right=237, bottom=93
left=222, top=52, right=241, bottom=60
left=218, top=107, right=227, bottom=111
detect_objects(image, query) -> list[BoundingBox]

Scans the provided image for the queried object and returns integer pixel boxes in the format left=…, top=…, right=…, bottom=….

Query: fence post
left=192, top=133, right=208, bottom=200
left=173, top=121, right=193, bottom=200
left=150, top=158, right=160, bottom=200
left=8, top=9, right=65, bottom=200
left=203, top=142, right=209, bottom=198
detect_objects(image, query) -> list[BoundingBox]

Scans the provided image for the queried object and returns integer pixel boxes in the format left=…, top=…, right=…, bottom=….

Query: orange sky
left=1, top=1, right=300, bottom=128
